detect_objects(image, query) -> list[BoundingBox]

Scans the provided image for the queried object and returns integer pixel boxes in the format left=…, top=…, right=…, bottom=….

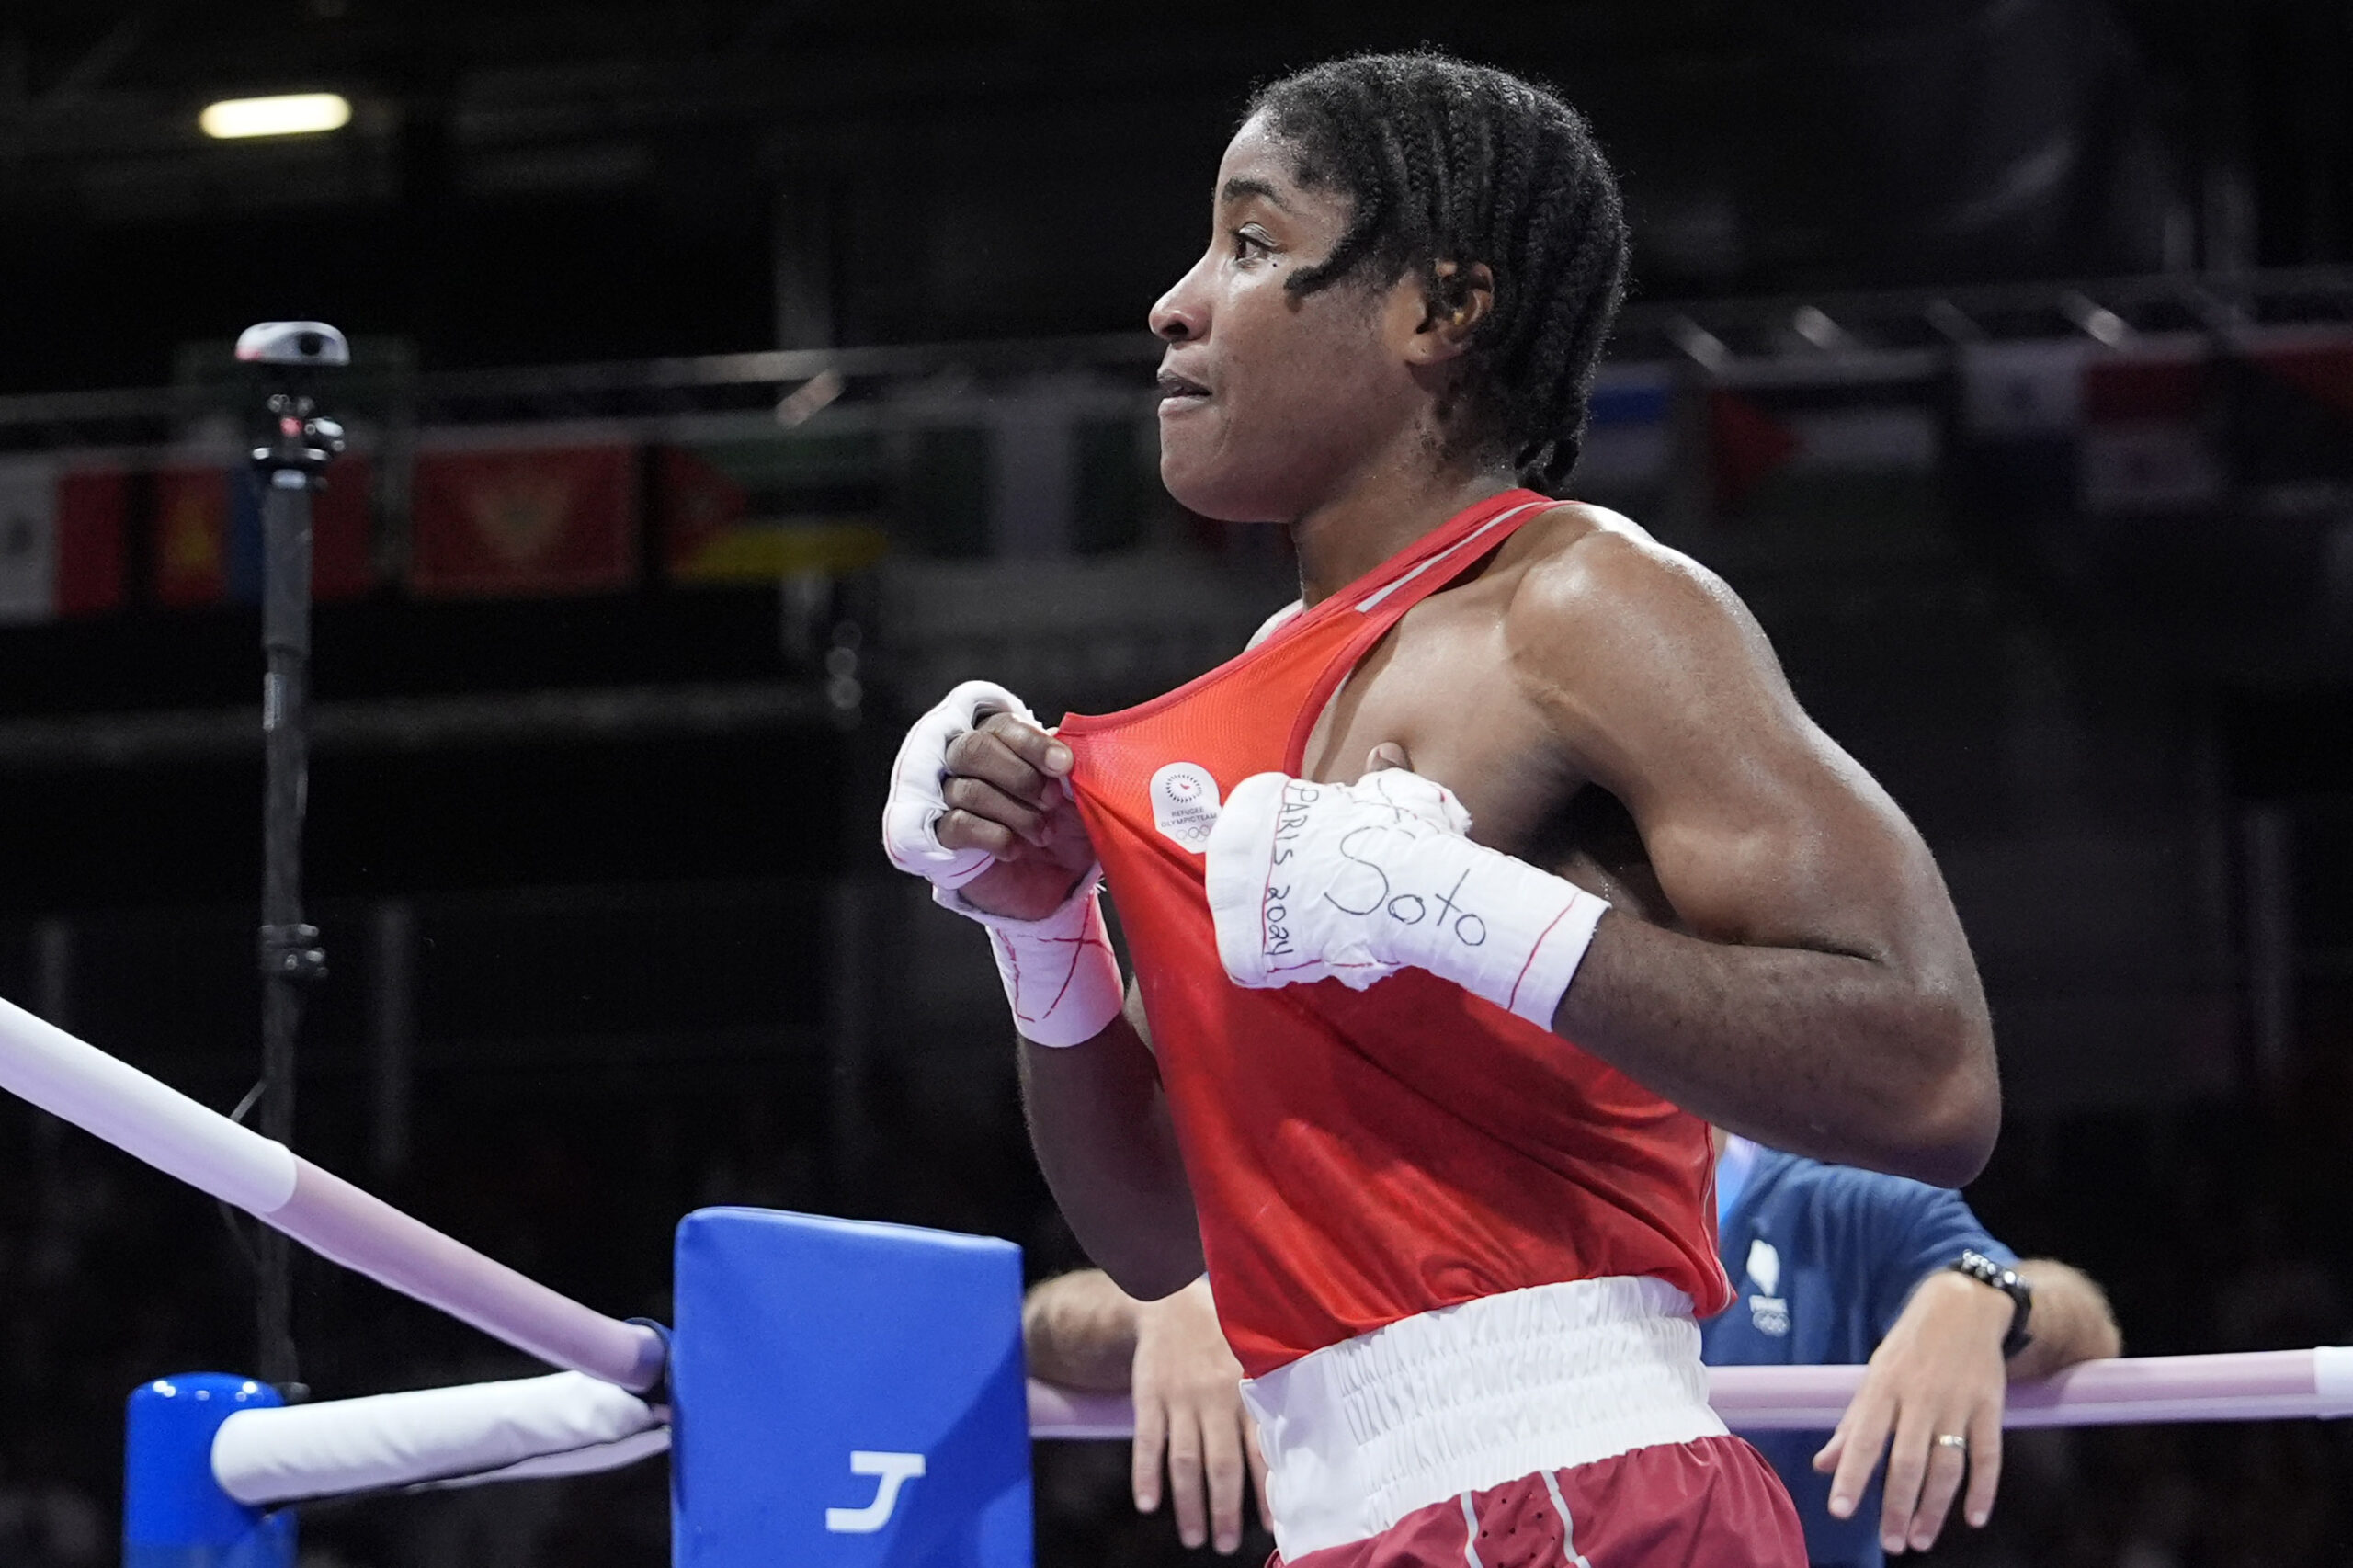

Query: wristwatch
left=1949, top=1249, right=2034, bottom=1358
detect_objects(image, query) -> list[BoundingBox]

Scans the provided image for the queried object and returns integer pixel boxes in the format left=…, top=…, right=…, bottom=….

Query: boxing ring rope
left=211, top=1373, right=670, bottom=1506
left=1026, top=1349, right=2353, bottom=1439
left=6, top=986, right=2352, bottom=1521
left=206, top=1346, right=2353, bottom=1507
left=192, top=1350, right=2353, bottom=1509
left=1710, top=1350, right=2353, bottom=1429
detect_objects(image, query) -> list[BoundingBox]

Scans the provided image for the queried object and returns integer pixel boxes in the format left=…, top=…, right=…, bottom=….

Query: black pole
left=245, top=337, right=345, bottom=1389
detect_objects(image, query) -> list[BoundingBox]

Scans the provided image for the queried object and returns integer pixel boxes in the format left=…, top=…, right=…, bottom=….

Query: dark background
left=1, top=0, right=2345, bottom=381
left=1, top=3, right=2352, bottom=1565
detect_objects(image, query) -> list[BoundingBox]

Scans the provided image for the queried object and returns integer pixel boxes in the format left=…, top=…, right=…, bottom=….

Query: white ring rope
left=184, top=1349, right=2353, bottom=1516
left=212, top=1374, right=667, bottom=1506
left=1026, top=1347, right=2353, bottom=1439
left=0, top=998, right=665, bottom=1392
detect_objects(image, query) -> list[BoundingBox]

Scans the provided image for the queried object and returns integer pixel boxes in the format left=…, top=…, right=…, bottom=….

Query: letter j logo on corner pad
left=1149, top=762, right=1222, bottom=853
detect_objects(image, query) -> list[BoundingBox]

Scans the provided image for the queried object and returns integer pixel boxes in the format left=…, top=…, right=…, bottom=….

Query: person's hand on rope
left=1130, top=1277, right=1271, bottom=1556
left=1815, top=1268, right=2012, bottom=1555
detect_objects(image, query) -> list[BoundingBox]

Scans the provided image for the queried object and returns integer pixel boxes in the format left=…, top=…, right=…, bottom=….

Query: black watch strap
left=1949, top=1249, right=2034, bottom=1358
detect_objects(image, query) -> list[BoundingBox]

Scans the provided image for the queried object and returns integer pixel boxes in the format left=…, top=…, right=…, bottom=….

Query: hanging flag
left=153, top=465, right=232, bottom=607
left=1571, top=366, right=1676, bottom=504
left=312, top=455, right=378, bottom=600
left=660, top=438, right=890, bottom=584
left=1955, top=340, right=2086, bottom=520
left=1708, top=354, right=1944, bottom=521
left=57, top=469, right=127, bottom=616
left=1960, top=340, right=2086, bottom=439
left=2079, top=341, right=2222, bottom=514
left=0, top=460, right=57, bottom=624
left=226, top=456, right=379, bottom=602
left=1710, top=390, right=1802, bottom=509
left=2227, top=331, right=2353, bottom=496
left=663, top=444, right=750, bottom=576
left=0, top=464, right=131, bottom=621
left=411, top=443, right=637, bottom=597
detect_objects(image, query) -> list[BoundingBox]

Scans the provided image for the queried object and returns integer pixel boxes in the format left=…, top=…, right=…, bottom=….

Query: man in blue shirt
left=1705, top=1133, right=2119, bottom=1565
left=1026, top=1136, right=2119, bottom=1563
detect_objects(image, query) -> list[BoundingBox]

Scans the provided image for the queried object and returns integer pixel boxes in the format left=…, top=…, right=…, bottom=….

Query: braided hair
left=1249, top=51, right=1630, bottom=494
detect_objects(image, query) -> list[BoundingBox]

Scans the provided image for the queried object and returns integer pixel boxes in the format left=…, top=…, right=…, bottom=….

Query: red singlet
left=1060, top=489, right=1730, bottom=1378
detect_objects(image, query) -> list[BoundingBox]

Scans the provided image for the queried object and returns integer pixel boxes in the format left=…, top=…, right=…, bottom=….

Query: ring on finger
left=1934, top=1433, right=1969, bottom=1453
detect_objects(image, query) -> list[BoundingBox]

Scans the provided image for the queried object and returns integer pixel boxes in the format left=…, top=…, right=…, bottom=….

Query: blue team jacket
left=1699, top=1139, right=2015, bottom=1568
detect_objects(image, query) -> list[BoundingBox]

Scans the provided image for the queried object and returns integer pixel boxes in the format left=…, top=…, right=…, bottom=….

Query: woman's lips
left=1156, top=367, right=1211, bottom=411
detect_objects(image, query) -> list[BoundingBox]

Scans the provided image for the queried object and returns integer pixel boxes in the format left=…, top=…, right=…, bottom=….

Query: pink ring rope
left=0, top=997, right=665, bottom=1392
left=5, top=989, right=2344, bottom=1446
left=1026, top=1346, right=2353, bottom=1439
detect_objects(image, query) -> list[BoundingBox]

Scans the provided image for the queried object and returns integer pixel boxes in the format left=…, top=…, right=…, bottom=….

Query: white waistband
left=1240, top=1277, right=1726, bottom=1560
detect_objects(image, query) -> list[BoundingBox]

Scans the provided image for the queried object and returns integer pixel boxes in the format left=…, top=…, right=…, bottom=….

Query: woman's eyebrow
left=1219, top=176, right=1294, bottom=212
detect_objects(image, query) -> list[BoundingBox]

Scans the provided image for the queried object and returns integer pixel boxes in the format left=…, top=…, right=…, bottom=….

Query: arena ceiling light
left=199, top=92, right=352, bottom=140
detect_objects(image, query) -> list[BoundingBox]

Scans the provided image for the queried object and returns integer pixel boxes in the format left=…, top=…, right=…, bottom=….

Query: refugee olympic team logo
left=1149, top=762, right=1222, bottom=852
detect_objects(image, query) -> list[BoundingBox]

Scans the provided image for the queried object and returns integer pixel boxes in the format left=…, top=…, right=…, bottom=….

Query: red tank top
left=1058, top=489, right=1729, bottom=1377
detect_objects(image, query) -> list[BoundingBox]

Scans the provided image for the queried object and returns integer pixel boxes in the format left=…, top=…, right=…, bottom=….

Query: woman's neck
left=1288, top=459, right=1518, bottom=607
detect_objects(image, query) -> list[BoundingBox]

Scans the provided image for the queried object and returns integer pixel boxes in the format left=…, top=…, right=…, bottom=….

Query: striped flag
left=660, top=440, right=890, bottom=584
left=2229, top=332, right=2353, bottom=494
left=154, top=465, right=232, bottom=606
left=0, top=460, right=58, bottom=624
left=57, top=470, right=127, bottom=615
left=226, top=458, right=379, bottom=602
left=1954, top=341, right=2086, bottom=520
left=2079, top=341, right=2222, bottom=514
left=0, top=461, right=127, bottom=622
left=1571, top=367, right=1676, bottom=505
left=1961, top=341, right=2086, bottom=439
left=1708, top=354, right=1944, bottom=523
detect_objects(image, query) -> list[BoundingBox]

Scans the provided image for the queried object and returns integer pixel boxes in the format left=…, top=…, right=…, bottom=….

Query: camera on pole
left=239, top=320, right=348, bottom=1391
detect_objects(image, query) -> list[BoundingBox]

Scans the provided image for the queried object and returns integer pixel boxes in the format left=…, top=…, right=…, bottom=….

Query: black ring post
left=246, top=343, right=346, bottom=1388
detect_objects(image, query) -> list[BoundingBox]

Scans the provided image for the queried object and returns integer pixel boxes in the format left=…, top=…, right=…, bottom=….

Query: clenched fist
left=881, top=680, right=1122, bottom=1046
left=1201, top=751, right=1608, bottom=1028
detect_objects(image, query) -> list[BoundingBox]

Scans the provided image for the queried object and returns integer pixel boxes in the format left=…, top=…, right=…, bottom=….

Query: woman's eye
left=1231, top=229, right=1269, bottom=260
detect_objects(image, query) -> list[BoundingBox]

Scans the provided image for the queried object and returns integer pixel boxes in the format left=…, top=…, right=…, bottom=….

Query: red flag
left=1710, top=390, right=1803, bottom=510
left=2084, top=356, right=2207, bottom=421
left=2081, top=350, right=2222, bottom=512
left=2245, top=341, right=2353, bottom=421
left=154, top=466, right=230, bottom=607
left=411, top=445, right=637, bottom=597
left=55, top=470, right=127, bottom=617
left=313, top=456, right=377, bottom=601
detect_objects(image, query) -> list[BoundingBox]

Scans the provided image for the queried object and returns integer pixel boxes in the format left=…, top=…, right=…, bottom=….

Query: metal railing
left=3, top=267, right=2347, bottom=443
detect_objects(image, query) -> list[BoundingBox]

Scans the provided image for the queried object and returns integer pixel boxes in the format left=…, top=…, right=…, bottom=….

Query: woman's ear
left=1406, top=260, right=1495, bottom=364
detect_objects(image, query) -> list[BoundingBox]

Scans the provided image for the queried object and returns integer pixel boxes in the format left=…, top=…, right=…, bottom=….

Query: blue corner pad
left=671, top=1207, right=1032, bottom=1568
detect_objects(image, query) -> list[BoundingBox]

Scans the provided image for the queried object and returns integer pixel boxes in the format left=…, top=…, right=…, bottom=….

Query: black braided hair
left=1248, top=51, right=1630, bottom=494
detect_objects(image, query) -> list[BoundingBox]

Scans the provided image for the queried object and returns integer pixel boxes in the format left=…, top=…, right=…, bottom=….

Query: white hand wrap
left=936, top=874, right=1123, bottom=1048
left=1203, top=767, right=1608, bottom=1028
left=882, top=679, right=1040, bottom=890
left=881, top=680, right=1123, bottom=1048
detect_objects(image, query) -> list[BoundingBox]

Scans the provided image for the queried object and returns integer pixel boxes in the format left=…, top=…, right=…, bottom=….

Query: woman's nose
left=1150, top=258, right=1210, bottom=341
